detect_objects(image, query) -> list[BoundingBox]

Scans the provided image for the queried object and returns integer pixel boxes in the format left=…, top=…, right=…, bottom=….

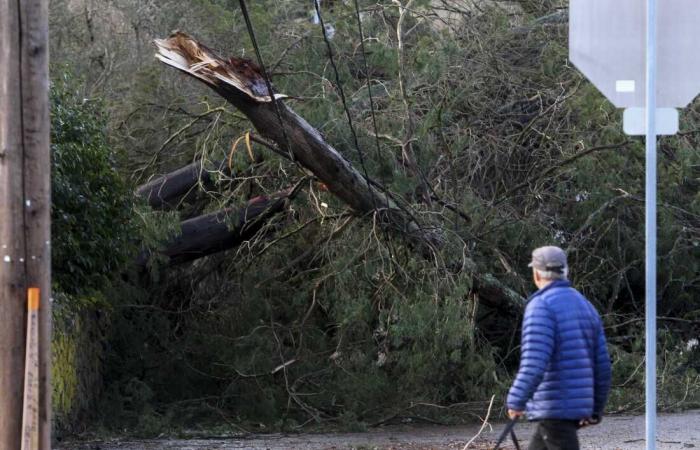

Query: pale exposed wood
left=0, top=0, right=51, bottom=447
left=154, top=32, right=442, bottom=257
left=21, top=289, right=40, bottom=450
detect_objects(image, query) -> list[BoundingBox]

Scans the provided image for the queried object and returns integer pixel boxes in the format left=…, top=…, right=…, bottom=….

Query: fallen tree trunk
left=136, top=135, right=285, bottom=209
left=136, top=158, right=228, bottom=209
left=152, top=32, right=523, bottom=312
left=154, top=32, right=441, bottom=256
left=138, top=189, right=291, bottom=267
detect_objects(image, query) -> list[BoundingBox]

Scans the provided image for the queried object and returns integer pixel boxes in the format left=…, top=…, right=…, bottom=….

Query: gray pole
left=645, top=0, right=657, bottom=449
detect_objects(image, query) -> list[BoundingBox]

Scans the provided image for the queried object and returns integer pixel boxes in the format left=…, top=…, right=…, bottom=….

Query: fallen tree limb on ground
left=152, top=31, right=524, bottom=312
left=138, top=186, right=296, bottom=267
left=153, top=32, right=441, bottom=256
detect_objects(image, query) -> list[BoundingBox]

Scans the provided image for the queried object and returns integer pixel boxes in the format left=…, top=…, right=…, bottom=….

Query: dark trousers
left=528, top=420, right=580, bottom=450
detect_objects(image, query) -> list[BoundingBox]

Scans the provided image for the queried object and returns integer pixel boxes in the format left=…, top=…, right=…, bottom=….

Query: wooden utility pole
left=0, top=0, right=52, bottom=448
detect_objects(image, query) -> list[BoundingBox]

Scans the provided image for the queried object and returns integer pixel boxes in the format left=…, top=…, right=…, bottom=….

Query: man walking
left=507, top=246, right=612, bottom=450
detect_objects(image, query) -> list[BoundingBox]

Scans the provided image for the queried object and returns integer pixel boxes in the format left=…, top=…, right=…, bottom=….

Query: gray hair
left=534, top=267, right=568, bottom=280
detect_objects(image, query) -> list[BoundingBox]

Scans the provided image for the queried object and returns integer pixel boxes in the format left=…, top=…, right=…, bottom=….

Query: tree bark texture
left=136, top=134, right=283, bottom=210
left=154, top=32, right=441, bottom=256
left=0, top=0, right=52, bottom=448
left=136, top=158, right=228, bottom=209
left=140, top=190, right=291, bottom=267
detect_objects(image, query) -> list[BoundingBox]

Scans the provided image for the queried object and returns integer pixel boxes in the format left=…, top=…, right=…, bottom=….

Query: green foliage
left=607, top=330, right=700, bottom=412
left=51, top=74, right=136, bottom=295
left=47, top=0, right=700, bottom=435
left=98, top=217, right=506, bottom=434
left=53, top=291, right=111, bottom=434
left=50, top=72, right=139, bottom=434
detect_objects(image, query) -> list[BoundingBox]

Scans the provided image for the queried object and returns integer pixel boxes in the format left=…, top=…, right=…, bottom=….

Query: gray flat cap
left=528, top=246, right=568, bottom=273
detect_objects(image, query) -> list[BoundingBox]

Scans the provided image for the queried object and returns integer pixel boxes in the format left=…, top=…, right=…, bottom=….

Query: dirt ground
left=57, top=410, right=700, bottom=450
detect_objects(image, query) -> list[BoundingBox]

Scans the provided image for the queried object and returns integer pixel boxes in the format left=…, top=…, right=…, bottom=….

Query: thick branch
left=136, top=135, right=288, bottom=210
left=152, top=32, right=523, bottom=312
left=139, top=190, right=291, bottom=267
left=154, top=32, right=441, bottom=255
left=136, top=158, right=227, bottom=209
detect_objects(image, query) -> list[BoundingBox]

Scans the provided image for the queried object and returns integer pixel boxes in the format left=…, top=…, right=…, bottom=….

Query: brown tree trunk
left=139, top=190, right=291, bottom=267
left=136, top=135, right=286, bottom=210
left=136, top=158, right=228, bottom=209
left=0, top=0, right=51, bottom=447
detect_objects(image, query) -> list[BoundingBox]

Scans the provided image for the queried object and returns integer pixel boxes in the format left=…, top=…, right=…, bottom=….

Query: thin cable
left=313, top=0, right=372, bottom=181
left=349, top=0, right=397, bottom=221
left=350, top=2, right=429, bottom=244
left=313, top=1, right=421, bottom=257
left=312, top=1, right=399, bottom=213
left=237, top=0, right=295, bottom=162
left=319, top=0, right=446, bottom=227
left=351, top=0, right=384, bottom=166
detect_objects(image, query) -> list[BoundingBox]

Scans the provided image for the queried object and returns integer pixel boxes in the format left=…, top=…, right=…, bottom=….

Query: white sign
left=569, top=1, right=697, bottom=448
left=570, top=0, right=700, bottom=109
left=623, top=108, right=678, bottom=135
left=622, top=108, right=678, bottom=136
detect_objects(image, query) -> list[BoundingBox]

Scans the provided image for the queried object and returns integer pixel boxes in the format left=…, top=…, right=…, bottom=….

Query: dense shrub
left=50, top=74, right=137, bottom=433
left=51, top=75, right=136, bottom=295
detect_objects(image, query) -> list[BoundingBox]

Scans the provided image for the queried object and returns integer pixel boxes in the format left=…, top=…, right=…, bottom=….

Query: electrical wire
left=313, top=0, right=419, bottom=257
left=312, top=0, right=372, bottom=182
left=237, top=0, right=428, bottom=251
left=351, top=0, right=384, bottom=166
left=237, top=0, right=296, bottom=163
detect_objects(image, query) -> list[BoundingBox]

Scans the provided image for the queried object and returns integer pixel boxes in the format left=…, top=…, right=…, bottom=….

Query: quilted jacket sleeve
left=593, top=322, right=612, bottom=416
left=506, top=299, right=555, bottom=411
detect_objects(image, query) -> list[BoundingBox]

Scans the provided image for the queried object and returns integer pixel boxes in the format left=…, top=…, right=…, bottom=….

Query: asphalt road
left=57, top=410, right=700, bottom=449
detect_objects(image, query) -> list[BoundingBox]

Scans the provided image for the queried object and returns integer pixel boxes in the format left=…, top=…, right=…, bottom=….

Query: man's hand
left=578, top=415, right=601, bottom=428
left=507, top=409, right=524, bottom=420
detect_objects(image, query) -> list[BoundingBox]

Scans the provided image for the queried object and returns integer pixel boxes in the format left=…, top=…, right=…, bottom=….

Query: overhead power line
left=312, top=0, right=372, bottom=181
left=237, top=0, right=295, bottom=163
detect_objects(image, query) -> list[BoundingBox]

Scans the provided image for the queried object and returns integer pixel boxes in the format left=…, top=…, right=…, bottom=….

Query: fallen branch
left=462, top=394, right=495, bottom=450
left=152, top=31, right=524, bottom=312
left=154, top=31, right=441, bottom=256
left=136, top=133, right=290, bottom=210
left=138, top=186, right=298, bottom=267
left=136, top=158, right=228, bottom=209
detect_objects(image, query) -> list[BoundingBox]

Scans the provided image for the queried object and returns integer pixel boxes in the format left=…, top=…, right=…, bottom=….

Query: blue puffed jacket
left=507, top=280, right=612, bottom=421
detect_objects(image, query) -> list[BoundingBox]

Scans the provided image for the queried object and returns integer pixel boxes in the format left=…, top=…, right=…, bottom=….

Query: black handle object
left=493, top=417, right=521, bottom=450
left=510, top=427, right=521, bottom=450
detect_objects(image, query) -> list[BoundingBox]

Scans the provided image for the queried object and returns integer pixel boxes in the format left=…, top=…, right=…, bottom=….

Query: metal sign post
left=644, top=0, right=657, bottom=448
left=569, top=1, right=700, bottom=448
